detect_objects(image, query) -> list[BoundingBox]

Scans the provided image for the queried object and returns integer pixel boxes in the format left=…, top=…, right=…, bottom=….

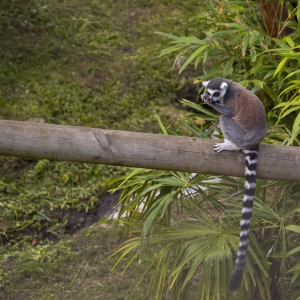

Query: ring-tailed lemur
left=200, top=78, right=267, bottom=290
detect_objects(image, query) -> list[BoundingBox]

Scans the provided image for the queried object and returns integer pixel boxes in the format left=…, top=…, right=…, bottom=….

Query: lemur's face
left=201, top=79, right=228, bottom=104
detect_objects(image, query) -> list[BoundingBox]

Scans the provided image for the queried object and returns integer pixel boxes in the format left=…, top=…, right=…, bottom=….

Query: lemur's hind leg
left=214, top=139, right=241, bottom=153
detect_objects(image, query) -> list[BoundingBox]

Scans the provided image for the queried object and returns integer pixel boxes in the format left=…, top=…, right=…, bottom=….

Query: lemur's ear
left=220, top=82, right=228, bottom=90
left=202, top=81, right=209, bottom=87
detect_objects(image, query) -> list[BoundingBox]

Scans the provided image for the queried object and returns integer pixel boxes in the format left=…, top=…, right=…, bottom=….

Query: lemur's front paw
left=214, top=143, right=224, bottom=153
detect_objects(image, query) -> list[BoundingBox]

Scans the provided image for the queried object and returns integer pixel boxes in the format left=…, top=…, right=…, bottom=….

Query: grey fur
left=201, top=78, right=267, bottom=290
left=201, top=78, right=267, bottom=148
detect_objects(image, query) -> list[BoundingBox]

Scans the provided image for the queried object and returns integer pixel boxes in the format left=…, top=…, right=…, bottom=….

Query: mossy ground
left=0, top=0, right=206, bottom=298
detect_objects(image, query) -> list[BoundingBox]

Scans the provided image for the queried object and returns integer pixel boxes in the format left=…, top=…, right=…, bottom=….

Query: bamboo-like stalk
left=260, top=0, right=294, bottom=38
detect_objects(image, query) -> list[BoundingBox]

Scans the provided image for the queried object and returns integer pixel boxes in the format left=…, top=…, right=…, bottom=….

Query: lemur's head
left=201, top=78, right=230, bottom=104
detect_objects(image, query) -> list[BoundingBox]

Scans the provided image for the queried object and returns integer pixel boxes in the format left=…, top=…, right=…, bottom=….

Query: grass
left=0, top=0, right=203, bottom=225
left=0, top=0, right=208, bottom=298
left=1, top=224, right=152, bottom=300
left=0, top=0, right=200, bottom=129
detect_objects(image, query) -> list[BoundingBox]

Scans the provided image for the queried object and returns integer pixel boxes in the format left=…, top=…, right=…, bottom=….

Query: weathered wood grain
left=0, top=120, right=299, bottom=182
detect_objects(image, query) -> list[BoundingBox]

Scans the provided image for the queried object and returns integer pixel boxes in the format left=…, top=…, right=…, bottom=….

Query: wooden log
left=0, top=120, right=299, bottom=182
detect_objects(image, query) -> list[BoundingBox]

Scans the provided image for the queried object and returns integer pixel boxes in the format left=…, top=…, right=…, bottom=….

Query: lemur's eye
left=214, top=92, right=220, bottom=97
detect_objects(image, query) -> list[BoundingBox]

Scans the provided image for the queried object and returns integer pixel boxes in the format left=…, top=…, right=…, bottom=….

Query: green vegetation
left=0, top=0, right=195, bottom=129
left=0, top=0, right=207, bottom=299
left=1, top=225, right=152, bottom=300
left=2, top=0, right=300, bottom=299
left=107, top=1, right=300, bottom=299
left=156, top=0, right=300, bottom=146
left=0, top=0, right=201, bottom=236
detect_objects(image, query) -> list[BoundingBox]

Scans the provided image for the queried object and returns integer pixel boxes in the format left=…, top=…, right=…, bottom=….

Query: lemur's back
left=221, top=81, right=266, bottom=148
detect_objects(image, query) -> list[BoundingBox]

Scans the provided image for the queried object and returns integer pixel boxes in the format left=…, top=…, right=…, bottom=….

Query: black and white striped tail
left=229, top=146, right=259, bottom=290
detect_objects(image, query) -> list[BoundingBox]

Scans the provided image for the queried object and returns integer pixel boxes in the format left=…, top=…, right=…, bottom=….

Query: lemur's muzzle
left=201, top=92, right=211, bottom=102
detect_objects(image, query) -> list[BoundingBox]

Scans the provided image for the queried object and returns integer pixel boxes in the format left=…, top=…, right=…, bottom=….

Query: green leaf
left=288, top=110, right=300, bottom=145
left=250, top=46, right=256, bottom=62
left=272, top=38, right=290, bottom=49
left=263, top=70, right=275, bottom=80
left=284, top=246, right=300, bottom=258
left=283, top=36, right=294, bottom=48
left=228, top=32, right=245, bottom=45
left=142, top=191, right=177, bottom=235
left=37, top=211, right=53, bottom=223
left=194, top=12, right=210, bottom=18
left=285, top=225, right=300, bottom=233
left=231, top=5, right=244, bottom=10
left=181, top=99, right=219, bottom=118
left=157, top=44, right=186, bottom=57
left=242, top=32, right=249, bottom=57
left=291, top=270, right=300, bottom=285
left=272, top=57, right=288, bottom=78
left=279, top=105, right=300, bottom=120
left=218, top=23, right=248, bottom=30
left=210, top=29, right=242, bottom=37
left=155, top=114, right=168, bottom=135
left=178, top=45, right=208, bottom=74
left=287, top=263, right=300, bottom=273
left=285, top=69, right=300, bottom=79
left=155, top=31, right=185, bottom=42
left=298, top=4, right=300, bottom=34
left=223, top=57, right=235, bottom=77
left=178, top=120, right=203, bottom=138
left=203, top=60, right=225, bottom=77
